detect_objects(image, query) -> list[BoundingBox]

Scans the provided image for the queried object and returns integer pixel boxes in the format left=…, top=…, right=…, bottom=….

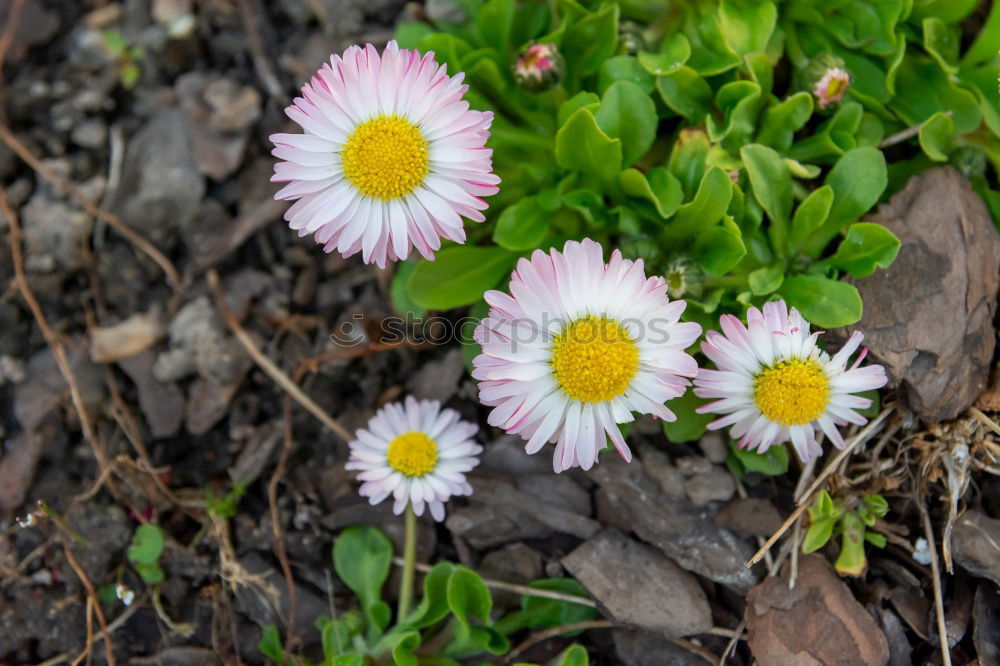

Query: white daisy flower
left=346, top=396, right=481, bottom=521
left=472, top=239, right=703, bottom=473
left=693, top=300, right=888, bottom=462
left=270, top=41, right=500, bottom=268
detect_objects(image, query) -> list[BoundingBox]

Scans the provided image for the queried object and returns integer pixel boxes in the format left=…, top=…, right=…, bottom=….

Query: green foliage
left=394, top=0, right=1000, bottom=349
left=261, top=528, right=597, bottom=665
left=726, top=442, right=790, bottom=481
left=804, top=491, right=889, bottom=576
left=100, top=30, right=143, bottom=89
left=206, top=483, right=246, bottom=519
left=127, top=523, right=165, bottom=585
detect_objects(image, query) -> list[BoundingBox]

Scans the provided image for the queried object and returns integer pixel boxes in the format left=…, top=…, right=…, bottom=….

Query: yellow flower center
left=824, top=77, right=848, bottom=100
left=341, top=114, right=429, bottom=201
left=386, top=432, right=438, bottom=477
left=753, top=358, right=830, bottom=426
left=550, top=317, right=640, bottom=403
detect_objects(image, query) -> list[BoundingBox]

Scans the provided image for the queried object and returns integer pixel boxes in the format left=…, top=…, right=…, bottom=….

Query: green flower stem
left=398, top=504, right=417, bottom=621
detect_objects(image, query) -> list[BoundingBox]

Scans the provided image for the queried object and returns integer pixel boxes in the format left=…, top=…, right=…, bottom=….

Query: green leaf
left=729, top=444, right=789, bottom=476
left=320, top=613, right=363, bottom=656
left=741, top=144, right=793, bottom=254
left=718, top=0, right=777, bottom=54
left=595, top=81, right=657, bottom=166
left=748, top=264, right=784, bottom=295
left=706, top=81, right=762, bottom=145
left=561, top=3, right=619, bottom=78
left=756, top=92, right=814, bottom=152
left=637, top=33, right=690, bottom=75
left=961, top=0, right=1000, bottom=66
left=918, top=111, right=954, bottom=162
left=619, top=167, right=683, bottom=219
left=447, top=568, right=493, bottom=627
left=922, top=17, right=959, bottom=74
left=391, top=262, right=428, bottom=317
left=912, top=0, right=979, bottom=24
left=555, top=108, right=623, bottom=184
left=662, top=391, right=714, bottom=443
left=685, top=3, right=742, bottom=75
left=692, top=222, right=746, bottom=276
left=664, top=167, right=733, bottom=240
left=404, top=562, right=457, bottom=628
left=476, top=0, right=515, bottom=53
left=803, top=147, right=887, bottom=256
left=788, top=185, right=834, bottom=255
left=120, top=63, right=140, bottom=89
left=668, top=128, right=710, bottom=197
left=409, top=247, right=517, bottom=310
left=394, top=22, right=434, bottom=49
left=134, top=562, right=164, bottom=585
left=390, top=630, right=422, bottom=666
left=891, top=58, right=981, bottom=134
left=802, top=517, right=836, bottom=553
left=835, top=512, right=868, bottom=576
left=333, top=526, right=393, bottom=636
left=558, top=92, right=601, bottom=128
left=826, top=223, right=900, bottom=278
left=780, top=275, right=862, bottom=328
left=865, top=531, right=887, bottom=548
left=655, top=66, right=712, bottom=122
left=558, top=645, right=590, bottom=666
left=598, top=56, right=654, bottom=94
left=128, top=524, right=166, bottom=565
left=419, top=34, right=472, bottom=76
left=493, top=196, right=550, bottom=251
left=496, top=579, right=597, bottom=635
left=258, top=625, right=288, bottom=665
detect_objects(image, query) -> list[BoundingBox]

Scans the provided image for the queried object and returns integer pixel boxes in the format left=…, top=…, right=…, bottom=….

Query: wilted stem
left=398, top=505, right=418, bottom=621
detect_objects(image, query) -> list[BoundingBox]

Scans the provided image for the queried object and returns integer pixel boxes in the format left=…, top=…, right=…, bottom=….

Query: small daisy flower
left=693, top=301, right=888, bottom=463
left=270, top=41, right=500, bottom=268
left=346, top=396, right=481, bottom=521
left=813, top=67, right=851, bottom=109
left=472, top=239, right=702, bottom=473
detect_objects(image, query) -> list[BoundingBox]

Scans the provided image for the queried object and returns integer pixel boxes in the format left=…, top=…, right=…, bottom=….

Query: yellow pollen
left=341, top=114, right=429, bottom=201
left=825, top=77, right=848, bottom=99
left=753, top=358, right=830, bottom=426
left=386, top=432, right=438, bottom=477
left=550, top=317, right=640, bottom=403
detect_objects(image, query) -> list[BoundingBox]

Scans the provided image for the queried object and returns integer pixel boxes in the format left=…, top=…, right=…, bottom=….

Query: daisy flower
left=693, top=301, right=888, bottom=463
left=346, top=396, right=481, bottom=521
left=270, top=41, right=500, bottom=268
left=813, top=66, right=851, bottom=109
left=472, top=239, right=702, bottom=473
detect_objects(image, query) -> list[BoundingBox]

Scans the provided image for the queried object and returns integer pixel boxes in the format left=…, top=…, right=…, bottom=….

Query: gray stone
left=175, top=73, right=260, bottom=180
left=638, top=446, right=685, bottom=500
left=479, top=435, right=553, bottom=477
left=951, top=511, right=1000, bottom=586
left=562, top=529, right=712, bottom=636
left=407, top=349, right=466, bottom=404
left=118, top=349, right=185, bottom=439
left=699, top=432, right=728, bottom=463
left=613, top=629, right=704, bottom=666
left=465, top=477, right=599, bottom=540
left=714, top=498, right=784, bottom=539
left=595, top=460, right=760, bottom=592
left=109, top=109, right=204, bottom=246
left=515, top=473, right=591, bottom=516
left=683, top=467, right=736, bottom=507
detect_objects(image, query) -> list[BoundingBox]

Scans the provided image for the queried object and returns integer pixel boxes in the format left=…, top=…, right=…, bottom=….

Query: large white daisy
left=270, top=41, right=500, bottom=268
left=693, top=300, right=888, bottom=462
left=346, top=396, right=481, bottom=521
left=472, top=239, right=702, bottom=473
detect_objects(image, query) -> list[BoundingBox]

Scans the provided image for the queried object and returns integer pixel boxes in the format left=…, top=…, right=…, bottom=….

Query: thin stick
left=0, top=0, right=26, bottom=73
left=879, top=111, right=953, bottom=149
left=272, top=389, right=299, bottom=648
left=918, top=497, right=952, bottom=666
left=796, top=407, right=894, bottom=505
left=393, top=558, right=597, bottom=607
left=0, top=123, right=182, bottom=293
left=971, top=406, right=1000, bottom=437
left=206, top=269, right=353, bottom=443
left=504, top=620, right=613, bottom=663
left=718, top=619, right=747, bottom=665
left=669, top=637, right=719, bottom=665
left=70, top=596, right=94, bottom=666
left=1, top=187, right=122, bottom=503
left=63, top=545, right=116, bottom=666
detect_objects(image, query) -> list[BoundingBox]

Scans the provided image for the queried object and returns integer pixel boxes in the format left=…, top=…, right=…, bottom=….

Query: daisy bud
left=693, top=300, right=888, bottom=463
left=346, top=396, right=481, bottom=522
left=800, top=53, right=851, bottom=109
left=664, top=257, right=704, bottom=300
left=472, top=239, right=702, bottom=473
left=514, top=42, right=563, bottom=92
left=618, top=20, right=650, bottom=55
left=271, top=41, right=500, bottom=268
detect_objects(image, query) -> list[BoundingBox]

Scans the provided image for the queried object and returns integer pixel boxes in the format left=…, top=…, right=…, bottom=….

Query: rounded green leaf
left=619, top=167, right=683, bottom=219
left=718, top=0, right=777, bottom=54
left=741, top=144, right=793, bottom=252
left=408, top=247, right=517, bottom=310
left=655, top=66, right=712, bottom=122
left=748, top=264, right=785, bottom=295
left=333, top=526, right=393, bottom=612
left=558, top=644, right=590, bottom=666
left=803, top=147, right=887, bottom=255
left=493, top=196, right=550, bottom=251
left=598, top=55, right=654, bottom=94
left=788, top=185, right=834, bottom=254
left=826, top=222, right=900, bottom=278
left=802, top=517, right=836, bottom=553
left=692, top=224, right=746, bottom=276
left=595, top=81, right=657, bottom=166
left=664, top=167, right=733, bottom=240
left=447, top=568, right=493, bottom=627
left=779, top=275, right=863, bottom=328
left=555, top=108, right=623, bottom=184
left=127, top=524, right=165, bottom=565
left=918, top=111, right=954, bottom=162
left=662, top=391, right=714, bottom=443
left=637, top=33, right=690, bottom=75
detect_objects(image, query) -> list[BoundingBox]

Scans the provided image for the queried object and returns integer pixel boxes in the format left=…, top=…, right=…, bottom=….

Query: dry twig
left=504, top=620, right=613, bottom=663
left=63, top=544, right=116, bottom=666
left=917, top=496, right=952, bottom=666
